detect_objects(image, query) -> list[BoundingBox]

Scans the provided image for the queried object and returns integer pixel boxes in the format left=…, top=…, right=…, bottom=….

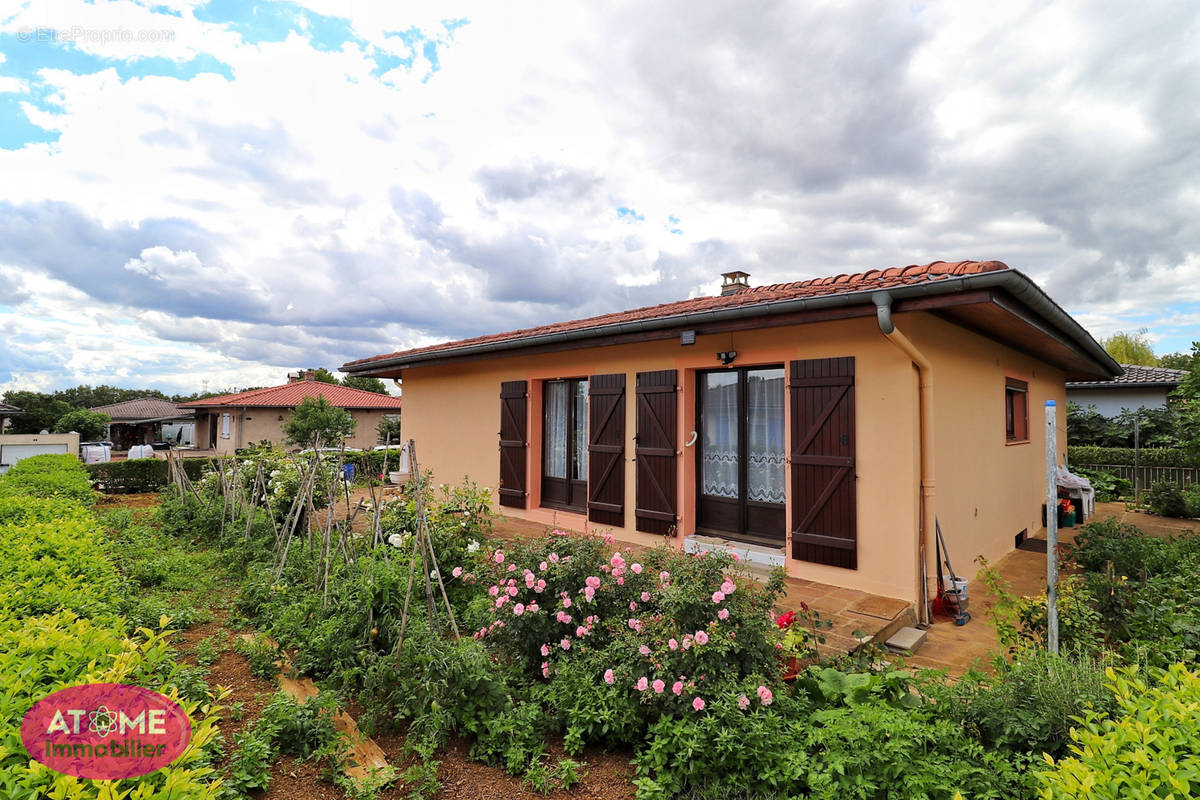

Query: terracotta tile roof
left=1066, top=364, right=1185, bottom=388
left=90, top=397, right=193, bottom=422
left=346, top=260, right=1009, bottom=367
left=178, top=381, right=403, bottom=410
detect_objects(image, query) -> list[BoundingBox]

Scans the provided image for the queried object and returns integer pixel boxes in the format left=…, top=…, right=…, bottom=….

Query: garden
left=4, top=450, right=1200, bottom=798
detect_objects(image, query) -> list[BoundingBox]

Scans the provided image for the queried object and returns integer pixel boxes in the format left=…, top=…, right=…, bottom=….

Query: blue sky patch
left=617, top=207, right=644, bottom=222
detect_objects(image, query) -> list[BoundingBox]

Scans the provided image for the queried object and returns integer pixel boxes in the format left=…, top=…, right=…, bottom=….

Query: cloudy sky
left=1, top=0, right=1198, bottom=396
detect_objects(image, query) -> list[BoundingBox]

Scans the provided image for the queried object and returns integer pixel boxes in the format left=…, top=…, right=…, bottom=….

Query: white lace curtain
left=544, top=382, right=568, bottom=479
left=702, top=373, right=739, bottom=497
left=701, top=368, right=785, bottom=503
left=746, top=369, right=785, bottom=503
left=572, top=380, right=588, bottom=480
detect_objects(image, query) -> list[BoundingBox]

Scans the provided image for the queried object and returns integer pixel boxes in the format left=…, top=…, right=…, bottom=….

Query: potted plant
left=775, top=603, right=828, bottom=681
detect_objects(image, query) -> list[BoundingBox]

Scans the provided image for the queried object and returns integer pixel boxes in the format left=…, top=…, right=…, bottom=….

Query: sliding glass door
left=542, top=378, right=589, bottom=512
left=697, top=367, right=785, bottom=544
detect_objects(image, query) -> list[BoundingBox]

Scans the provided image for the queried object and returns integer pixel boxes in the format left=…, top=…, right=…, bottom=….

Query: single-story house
left=89, top=397, right=196, bottom=450
left=342, top=260, right=1119, bottom=618
left=1066, top=364, right=1184, bottom=417
left=179, top=372, right=402, bottom=454
left=0, top=402, right=22, bottom=432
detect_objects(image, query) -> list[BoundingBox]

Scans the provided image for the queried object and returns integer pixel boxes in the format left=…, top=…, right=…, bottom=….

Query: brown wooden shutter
left=635, top=369, right=678, bottom=534
left=498, top=380, right=528, bottom=508
left=789, top=357, right=857, bottom=568
left=587, top=373, right=626, bottom=526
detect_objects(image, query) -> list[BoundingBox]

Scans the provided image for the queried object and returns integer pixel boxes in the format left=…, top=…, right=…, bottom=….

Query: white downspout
left=873, top=292, right=934, bottom=626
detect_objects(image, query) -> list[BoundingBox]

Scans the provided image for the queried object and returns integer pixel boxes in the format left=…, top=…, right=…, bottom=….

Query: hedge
left=1068, top=446, right=1200, bottom=468
left=0, top=454, right=222, bottom=799
left=86, top=456, right=215, bottom=493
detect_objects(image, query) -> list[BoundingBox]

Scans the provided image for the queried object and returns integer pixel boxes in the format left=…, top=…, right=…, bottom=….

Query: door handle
left=684, top=431, right=698, bottom=447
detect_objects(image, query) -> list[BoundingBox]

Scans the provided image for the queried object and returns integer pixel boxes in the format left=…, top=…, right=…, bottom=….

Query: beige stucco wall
left=193, top=407, right=394, bottom=453
left=907, top=313, right=1067, bottom=587
left=400, top=316, right=925, bottom=603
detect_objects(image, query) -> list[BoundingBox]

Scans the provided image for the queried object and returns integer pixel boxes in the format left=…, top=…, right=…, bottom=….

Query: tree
left=283, top=396, right=356, bottom=448
left=52, top=409, right=111, bottom=441
left=1101, top=329, right=1158, bottom=366
left=308, top=368, right=341, bottom=385
left=1159, top=351, right=1195, bottom=371
left=1173, top=342, right=1200, bottom=456
left=377, top=414, right=402, bottom=444
left=2, top=391, right=71, bottom=434
left=344, top=375, right=390, bottom=395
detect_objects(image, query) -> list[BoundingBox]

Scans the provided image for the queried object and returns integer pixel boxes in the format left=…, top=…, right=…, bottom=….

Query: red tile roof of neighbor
left=178, top=381, right=403, bottom=409
left=345, top=260, right=1010, bottom=367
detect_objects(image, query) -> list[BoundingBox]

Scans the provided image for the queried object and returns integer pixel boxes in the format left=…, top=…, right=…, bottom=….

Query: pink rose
left=672, top=681, right=683, bottom=695
left=639, top=645, right=651, bottom=656
left=652, top=679, right=665, bottom=694
left=668, top=638, right=678, bottom=650
left=721, top=580, right=736, bottom=594
left=757, top=685, right=773, bottom=705
left=636, top=676, right=649, bottom=691
left=506, top=586, right=518, bottom=597
left=488, top=586, right=499, bottom=597
left=562, top=596, right=572, bottom=608
left=540, top=644, right=550, bottom=657
left=576, top=625, right=587, bottom=637
left=659, top=571, right=670, bottom=583
left=738, top=694, right=750, bottom=709
left=539, top=561, right=548, bottom=571
left=493, top=550, right=505, bottom=563
left=549, top=553, right=559, bottom=563
left=507, top=564, right=516, bottom=572
left=513, top=603, right=525, bottom=616
left=560, top=638, right=571, bottom=650
left=610, top=552, right=625, bottom=567
left=692, top=697, right=706, bottom=711
left=694, top=630, right=709, bottom=645
left=586, top=576, right=602, bottom=589
left=527, top=602, right=539, bottom=613
left=712, top=591, right=725, bottom=604
left=631, top=563, right=643, bottom=574
left=535, top=579, right=546, bottom=593
left=718, top=608, right=730, bottom=620
left=452, top=566, right=463, bottom=578
left=584, top=586, right=596, bottom=601
left=641, top=591, right=652, bottom=602
left=604, top=669, right=615, bottom=685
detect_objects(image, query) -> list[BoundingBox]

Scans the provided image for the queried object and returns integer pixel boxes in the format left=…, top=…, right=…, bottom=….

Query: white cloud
left=2, top=0, right=1200, bottom=394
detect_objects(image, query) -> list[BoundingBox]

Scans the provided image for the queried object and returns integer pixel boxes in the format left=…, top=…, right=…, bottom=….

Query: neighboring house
left=0, top=402, right=21, bottom=432
left=342, top=260, right=1119, bottom=617
left=179, top=372, right=402, bottom=453
left=89, top=397, right=196, bottom=450
left=1066, top=364, right=1184, bottom=417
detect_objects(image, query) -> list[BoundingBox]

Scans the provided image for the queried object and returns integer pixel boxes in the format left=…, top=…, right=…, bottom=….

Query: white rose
left=467, top=540, right=480, bottom=553
left=388, top=533, right=404, bottom=548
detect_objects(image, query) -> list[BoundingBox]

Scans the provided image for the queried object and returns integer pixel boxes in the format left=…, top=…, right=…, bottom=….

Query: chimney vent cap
left=720, top=270, right=751, bottom=296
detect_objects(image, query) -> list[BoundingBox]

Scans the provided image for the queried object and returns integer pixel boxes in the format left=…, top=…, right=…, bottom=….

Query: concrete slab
left=885, top=626, right=927, bottom=654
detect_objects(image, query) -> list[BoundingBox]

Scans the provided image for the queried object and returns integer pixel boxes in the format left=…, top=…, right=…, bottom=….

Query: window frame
left=540, top=377, right=589, bottom=513
left=1004, top=377, right=1029, bottom=444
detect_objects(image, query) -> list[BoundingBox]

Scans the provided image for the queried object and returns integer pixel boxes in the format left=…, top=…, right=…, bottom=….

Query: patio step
left=884, top=626, right=927, bottom=655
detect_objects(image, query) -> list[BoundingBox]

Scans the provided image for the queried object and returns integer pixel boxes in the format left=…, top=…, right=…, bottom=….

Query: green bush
left=1039, top=664, right=1200, bottom=799
left=1070, top=467, right=1131, bottom=502
left=1146, top=480, right=1189, bottom=517
left=1186, top=483, right=1200, bottom=517
left=0, top=453, right=96, bottom=504
left=87, top=457, right=215, bottom=493
left=0, top=454, right=223, bottom=799
left=1068, top=445, right=1199, bottom=468
left=923, top=646, right=1117, bottom=757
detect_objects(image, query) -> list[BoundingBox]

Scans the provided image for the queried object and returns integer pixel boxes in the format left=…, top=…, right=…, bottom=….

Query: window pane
left=702, top=372, right=739, bottom=497
left=572, top=380, right=589, bottom=480
left=746, top=368, right=785, bottom=503
left=544, top=382, right=568, bottom=479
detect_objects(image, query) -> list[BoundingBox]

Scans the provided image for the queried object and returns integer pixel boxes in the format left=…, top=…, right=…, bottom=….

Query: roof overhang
left=1066, top=381, right=1179, bottom=390
left=344, top=269, right=1121, bottom=381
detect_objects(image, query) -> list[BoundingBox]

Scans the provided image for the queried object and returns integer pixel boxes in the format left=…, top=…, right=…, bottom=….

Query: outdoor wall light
left=717, top=350, right=737, bottom=365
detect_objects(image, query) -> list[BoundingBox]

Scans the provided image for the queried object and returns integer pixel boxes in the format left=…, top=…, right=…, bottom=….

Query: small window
left=1005, top=378, right=1028, bottom=442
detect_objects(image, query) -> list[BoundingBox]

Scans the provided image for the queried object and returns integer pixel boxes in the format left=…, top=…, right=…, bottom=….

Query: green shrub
left=1146, top=480, right=1189, bottom=517
left=0, top=455, right=223, bottom=799
left=1068, top=445, right=1199, bottom=468
left=1187, top=483, right=1200, bottom=518
left=1070, top=467, right=1131, bottom=502
left=0, top=453, right=96, bottom=504
left=923, top=646, right=1117, bottom=757
left=1039, top=664, right=1200, bottom=799
left=87, top=457, right=215, bottom=493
